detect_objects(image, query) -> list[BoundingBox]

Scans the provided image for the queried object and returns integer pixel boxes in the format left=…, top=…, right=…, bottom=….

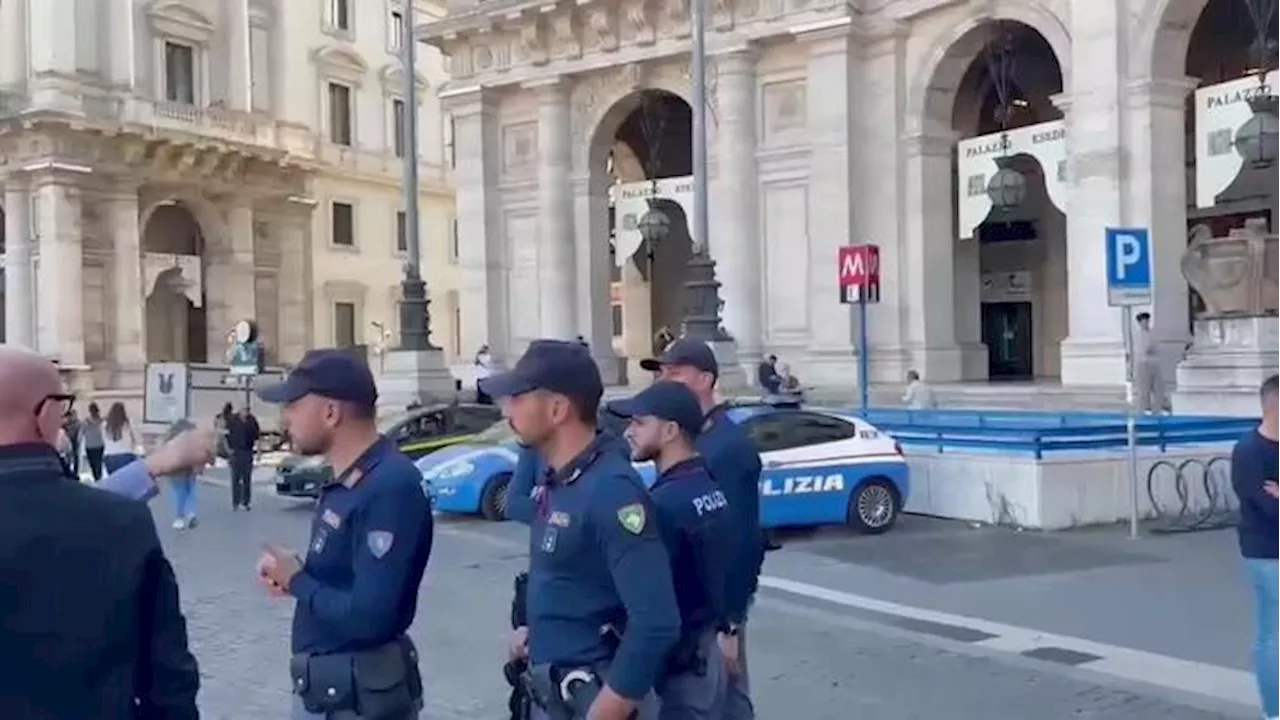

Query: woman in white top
left=474, top=345, right=495, bottom=405
left=102, top=402, right=139, bottom=474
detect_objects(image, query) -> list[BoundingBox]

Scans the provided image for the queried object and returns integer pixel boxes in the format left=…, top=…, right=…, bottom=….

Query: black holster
left=289, top=637, right=423, bottom=719
left=522, top=663, right=607, bottom=720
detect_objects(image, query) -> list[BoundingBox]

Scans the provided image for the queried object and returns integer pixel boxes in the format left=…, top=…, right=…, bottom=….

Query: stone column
left=1057, top=4, right=1127, bottom=385
left=105, top=187, right=146, bottom=386
left=26, top=0, right=77, bottom=110
left=32, top=173, right=85, bottom=364
left=0, top=0, right=28, bottom=87
left=4, top=178, right=34, bottom=347
left=799, top=26, right=858, bottom=385
left=713, top=48, right=763, bottom=364
left=226, top=0, right=252, bottom=111
left=900, top=132, right=967, bottom=381
left=447, top=89, right=509, bottom=362
left=108, top=0, right=135, bottom=90
left=274, top=204, right=312, bottom=363
left=206, top=199, right=257, bottom=355
left=533, top=78, right=577, bottom=340
left=1126, top=77, right=1198, bottom=380
left=572, top=174, right=620, bottom=384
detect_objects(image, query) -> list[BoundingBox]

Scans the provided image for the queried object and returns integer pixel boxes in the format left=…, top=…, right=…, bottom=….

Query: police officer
left=640, top=340, right=763, bottom=720
left=607, top=381, right=734, bottom=720
left=254, top=349, right=433, bottom=720
left=482, top=340, right=681, bottom=720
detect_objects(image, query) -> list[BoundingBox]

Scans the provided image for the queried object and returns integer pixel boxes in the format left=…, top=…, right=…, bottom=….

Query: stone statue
left=1181, top=217, right=1278, bottom=318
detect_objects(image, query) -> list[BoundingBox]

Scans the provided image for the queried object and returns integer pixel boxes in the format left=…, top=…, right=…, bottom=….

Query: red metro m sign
left=838, top=244, right=881, bottom=304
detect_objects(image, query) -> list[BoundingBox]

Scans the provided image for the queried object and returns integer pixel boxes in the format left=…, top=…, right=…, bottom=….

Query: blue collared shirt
left=526, top=435, right=680, bottom=701
left=649, top=457, right=733, bottom=636
left=289, top=436, right=434, bottom=655
left=98, top=460, right=159, bottom=502
left=695, top=406, right=763, bottom=624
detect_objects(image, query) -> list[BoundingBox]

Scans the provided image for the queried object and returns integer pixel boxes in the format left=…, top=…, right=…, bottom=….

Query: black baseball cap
left=256, top=349, right=378, bottom=409
left=607, top=380, right=704, bottom=439
left=639, top=338, right=718, bottom=378
left=479, top=340, right=603, bottom=407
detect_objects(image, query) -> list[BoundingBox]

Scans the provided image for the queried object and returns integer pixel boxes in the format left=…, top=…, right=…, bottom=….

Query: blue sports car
left=416, top=402, right=910, bottom=533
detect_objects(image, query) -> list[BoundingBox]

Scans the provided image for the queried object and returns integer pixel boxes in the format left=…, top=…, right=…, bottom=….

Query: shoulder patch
left=616, top=503, right=646, bottom=535
left=367, top=530, right=395, bottom=559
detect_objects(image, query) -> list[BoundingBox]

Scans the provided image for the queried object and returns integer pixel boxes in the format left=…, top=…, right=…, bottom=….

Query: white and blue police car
left=417, top=402, right=910, bottom=534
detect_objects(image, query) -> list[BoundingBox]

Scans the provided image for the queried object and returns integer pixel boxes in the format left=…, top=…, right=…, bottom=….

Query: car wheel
left=480, top=473, right=512, bottom=522
left=847, top=478, right=898, bottom=534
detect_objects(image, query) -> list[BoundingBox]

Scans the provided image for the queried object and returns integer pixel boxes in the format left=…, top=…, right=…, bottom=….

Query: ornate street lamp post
left=681, top=0, right=732, bottom=343
left=1234, top=0, right=1279, bottom=169
left=398, top=0, right=434, bottom=351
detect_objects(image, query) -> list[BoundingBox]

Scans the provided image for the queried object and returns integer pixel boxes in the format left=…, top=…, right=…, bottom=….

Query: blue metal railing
left=844, top=409, right=1257, bottom=459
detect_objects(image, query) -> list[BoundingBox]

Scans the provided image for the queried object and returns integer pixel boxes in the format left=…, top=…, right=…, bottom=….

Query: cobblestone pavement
left=158, top=481, right=1256, bottom=719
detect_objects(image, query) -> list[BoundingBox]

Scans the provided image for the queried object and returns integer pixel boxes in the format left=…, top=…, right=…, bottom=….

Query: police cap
left=256, top=348, right=378, bottom=410
left=607, top=380, right=704, bottom=439
left=479, top=340, right=603, bottom=408
left=638, top=338, right=718, bottom=378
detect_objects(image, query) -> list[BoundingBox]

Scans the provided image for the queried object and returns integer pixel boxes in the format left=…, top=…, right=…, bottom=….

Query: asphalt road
left=162, top=476, right=1262, bottom=719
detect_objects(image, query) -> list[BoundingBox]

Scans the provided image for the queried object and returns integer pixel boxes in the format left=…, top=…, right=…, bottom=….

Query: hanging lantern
left=636, top=206, right=671, bottom=244
left=1235, top=93, right=1279, bottom=169
left=986, top=156, right=1027, bottom=210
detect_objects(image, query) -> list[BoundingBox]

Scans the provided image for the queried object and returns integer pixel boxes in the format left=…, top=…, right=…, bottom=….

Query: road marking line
left=758, top=575, right=1255, bottom=707
left=434, top=525, right=1255, bottom=708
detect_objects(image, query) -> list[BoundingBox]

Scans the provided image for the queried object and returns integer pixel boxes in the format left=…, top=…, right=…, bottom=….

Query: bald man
left=0, top=346, right=201, bottom=719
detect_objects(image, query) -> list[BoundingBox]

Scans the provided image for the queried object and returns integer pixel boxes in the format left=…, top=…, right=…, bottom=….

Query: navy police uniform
left=258, top=350, right=434, bottom=720
left=481, top=341, right=681, bottom=720
left=641, top=341, right=764, bottom=720
left=608, top=381, right=734, bottom=719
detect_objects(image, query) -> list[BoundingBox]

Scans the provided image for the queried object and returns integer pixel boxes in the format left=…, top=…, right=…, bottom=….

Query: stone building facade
left=423, top=0, right=1275, bottom=388
left=0, top=0, right=458, bottom=403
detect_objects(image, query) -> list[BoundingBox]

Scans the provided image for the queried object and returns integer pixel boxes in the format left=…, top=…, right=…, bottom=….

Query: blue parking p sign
left=1105, top=227, right=1152, bottom=307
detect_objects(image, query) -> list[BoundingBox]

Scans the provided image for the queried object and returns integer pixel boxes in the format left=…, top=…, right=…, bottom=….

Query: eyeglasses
left=34, top=393, right=76, bottom=416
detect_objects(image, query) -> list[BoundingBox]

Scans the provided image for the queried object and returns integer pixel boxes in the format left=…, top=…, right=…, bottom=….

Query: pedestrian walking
left=903, top=370, right=937, bottom=410
left=226, top=404, right=260, bottom=510
left=61, top=409, right=82, bottom=476
left=101, top=402, right=139, bottom=474
left=475, top=344, right=496, bottom=405
left=1133, top=312, right=1166, bottom=413
left=484, top=340, right=680, bottom=720
left=164, top=416, right=201, bottom=530
left=641, top=339, right=763, bottom=720
left=0, top=345, right=200, bottom=719
left=254, top=349, right=433, bottom=720
left=609, top=381, right=735, bottom=720
left=1230, top=374, right=1279, bottom=720
left=81, top=402, right=106, bottom=481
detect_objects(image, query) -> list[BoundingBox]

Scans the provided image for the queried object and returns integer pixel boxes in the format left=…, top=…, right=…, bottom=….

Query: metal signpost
left=838, top=245, right=881, bottom=413
left=1105, top=227, right=1153, bottom=540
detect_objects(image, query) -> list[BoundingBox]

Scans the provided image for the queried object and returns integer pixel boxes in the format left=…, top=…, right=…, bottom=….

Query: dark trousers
left=85, top=447, right=105, bottom=481
left=230, top=450, right=254, bottom=508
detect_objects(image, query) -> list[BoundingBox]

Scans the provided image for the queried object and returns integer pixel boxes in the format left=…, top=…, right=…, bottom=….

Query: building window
left=389, top=9, right=405, bottom=51
left=334, top=301, right=357, bottom=348
left=611, top=304, right=624, bottom=337
left=445, top=115, right=456, bottom=168
left=392, top=98, right=406, bottom=158
left=164, top=42, right=196, bottom=104
left=451, top=300, right=462, bottom=357
left=449, top=217, right=459, bottom=262
left=331, top=201, right=355, bottom=246
left=328, top=0, right=351, bottom=32
left=328, top=82, right=353, bottom=146
left=396, top=210, right=408, bottom=252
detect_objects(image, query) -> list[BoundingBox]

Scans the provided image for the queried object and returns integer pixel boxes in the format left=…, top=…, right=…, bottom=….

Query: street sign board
left=838, top=244, right=881, bottom=304
left=1105, top=227, right=1153, bottom=307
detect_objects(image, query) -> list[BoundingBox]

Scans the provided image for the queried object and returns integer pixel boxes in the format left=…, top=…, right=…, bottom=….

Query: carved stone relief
left=517, top=20, right=550, bottom=65
left=583, top=6, right=620, bottom=53
left=661, top=0, right=690, bottom=35
left=501, top=122, right=539, bottom=175
left=550, top=12, right=583, bottom=61
left=761, top=80, right=806, bottom=141
left=621, top=0, right=657, bottom=46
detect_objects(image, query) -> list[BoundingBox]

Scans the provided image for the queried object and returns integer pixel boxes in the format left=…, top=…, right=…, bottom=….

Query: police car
left=418, top=402, right=909, bottom=533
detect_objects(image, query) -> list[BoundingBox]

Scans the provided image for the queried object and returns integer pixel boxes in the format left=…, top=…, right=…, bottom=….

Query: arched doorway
left=142, top=201, right=208, bottom=362
left=592, top=89, right=693, bottom=379
left=923, top=19, right=1069, bottom=381
left=1174, top=0, right=1277, bottom=319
